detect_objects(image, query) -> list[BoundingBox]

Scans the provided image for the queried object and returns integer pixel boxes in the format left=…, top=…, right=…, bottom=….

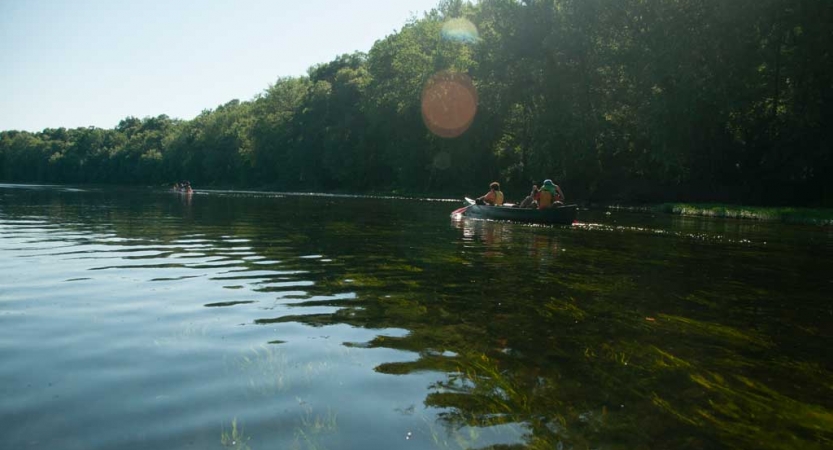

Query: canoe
left=459, top=203, right=578, bottom=225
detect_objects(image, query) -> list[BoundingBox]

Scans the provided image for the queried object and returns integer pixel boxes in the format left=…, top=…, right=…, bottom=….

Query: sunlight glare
left=441, top=18, right=479, bottom=43
left=421, top=71, right=478, bottom=138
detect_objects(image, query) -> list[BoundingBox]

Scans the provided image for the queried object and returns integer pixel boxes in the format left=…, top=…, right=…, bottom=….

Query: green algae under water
left=0, top=184, right=831, bottom=450
left=609, top=203, right=833, bottom=226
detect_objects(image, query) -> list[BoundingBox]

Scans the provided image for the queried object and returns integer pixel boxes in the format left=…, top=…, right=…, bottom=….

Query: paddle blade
left=451, top=205, right=471, bottom=216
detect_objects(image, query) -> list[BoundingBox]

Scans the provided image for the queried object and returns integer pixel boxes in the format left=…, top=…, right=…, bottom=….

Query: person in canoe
left=537, top=179, right=565, bottom=209
left=517, top=183, right=540, bottom=209
left=476, top=182, right=505, bottom=206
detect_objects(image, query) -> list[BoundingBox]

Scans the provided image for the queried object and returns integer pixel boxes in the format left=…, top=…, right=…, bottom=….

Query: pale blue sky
left=0, top=0, right=441, bottom=132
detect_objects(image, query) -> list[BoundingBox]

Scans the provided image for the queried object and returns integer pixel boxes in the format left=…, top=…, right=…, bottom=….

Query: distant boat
left=171, top=183, right=193, bottom=194
left=454, top=198, right=577, bottom=225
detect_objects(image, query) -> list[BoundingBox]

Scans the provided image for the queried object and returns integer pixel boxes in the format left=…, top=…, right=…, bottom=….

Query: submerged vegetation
left=2, top=186, right=831, bottom=449
left=221, top=418, right=251, bottom=450
left=609, top=203, right=833, bottom=225
left=2, top=0, right=832, bottom=206
left=223, top=213, right=832, bottom=449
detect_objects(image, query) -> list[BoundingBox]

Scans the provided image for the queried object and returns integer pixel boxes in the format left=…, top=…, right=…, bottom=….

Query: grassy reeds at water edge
left=607, top=203, right=833, bottom=226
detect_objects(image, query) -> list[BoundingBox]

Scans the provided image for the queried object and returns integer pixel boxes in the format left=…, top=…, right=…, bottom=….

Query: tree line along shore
left=2, top=0, right=830, bottom=208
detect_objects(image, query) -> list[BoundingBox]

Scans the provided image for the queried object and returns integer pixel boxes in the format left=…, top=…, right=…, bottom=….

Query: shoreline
left=604, top=203, right=833, bottom=226
left=5, top=182, right=832, bottom=226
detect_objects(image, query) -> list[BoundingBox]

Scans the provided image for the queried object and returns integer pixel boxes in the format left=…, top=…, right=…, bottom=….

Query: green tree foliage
left=248, top=77, right=311, bottom=186
left=1, top=0, right=830, bottom=205
left=294, top=52, right=373, bottom=189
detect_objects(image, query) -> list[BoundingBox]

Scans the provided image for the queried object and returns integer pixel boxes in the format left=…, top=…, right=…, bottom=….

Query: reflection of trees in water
left=263, top=221, right=833, bottom=449
left=9, top=188, right=831, bottom=449
left=255, top=223, right=643, bottom=448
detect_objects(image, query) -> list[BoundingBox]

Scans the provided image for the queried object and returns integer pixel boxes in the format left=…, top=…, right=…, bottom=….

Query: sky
left=0, top=0, right=441, bottom=132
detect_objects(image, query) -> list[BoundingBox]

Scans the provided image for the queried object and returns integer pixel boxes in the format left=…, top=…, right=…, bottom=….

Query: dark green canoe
left=460, top=203, right=578, bottom=225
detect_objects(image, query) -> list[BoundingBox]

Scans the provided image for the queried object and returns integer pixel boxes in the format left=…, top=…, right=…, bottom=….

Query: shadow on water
left=1, top=185, right=831, bottom=449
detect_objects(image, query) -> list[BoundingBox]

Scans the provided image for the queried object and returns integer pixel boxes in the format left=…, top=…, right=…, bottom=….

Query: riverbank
left=607, top=203, right=833, bottom=226
left=13, top=182, right=832, bottom=226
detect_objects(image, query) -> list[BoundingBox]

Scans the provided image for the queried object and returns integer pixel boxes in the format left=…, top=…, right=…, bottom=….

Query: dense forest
left=1, top=0, right=831, bottom=206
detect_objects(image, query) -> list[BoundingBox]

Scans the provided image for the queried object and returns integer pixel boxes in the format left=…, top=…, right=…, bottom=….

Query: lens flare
left=441, top=18, right=479, bottom=44
left=421, top=71, right=478, bottom=139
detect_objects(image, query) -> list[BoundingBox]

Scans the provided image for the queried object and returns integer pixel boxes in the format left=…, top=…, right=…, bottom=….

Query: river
left=1, top=184, right=831, bottom=449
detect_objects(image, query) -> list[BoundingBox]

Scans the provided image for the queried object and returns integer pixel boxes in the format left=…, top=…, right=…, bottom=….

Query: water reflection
left=452, top=215, right=566, bottom=271
left=0, top=185, right=831, bottom=450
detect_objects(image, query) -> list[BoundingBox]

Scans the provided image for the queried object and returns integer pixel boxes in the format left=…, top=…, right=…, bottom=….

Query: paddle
left=451, top=197, right=476, bottom=215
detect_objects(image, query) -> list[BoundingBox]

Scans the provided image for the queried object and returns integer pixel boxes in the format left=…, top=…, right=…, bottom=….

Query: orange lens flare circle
left=421, top=71, right=478, bottom=138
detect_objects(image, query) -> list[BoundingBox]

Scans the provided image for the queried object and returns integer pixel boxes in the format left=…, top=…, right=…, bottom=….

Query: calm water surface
left=1, top=184, right=831, bottom=450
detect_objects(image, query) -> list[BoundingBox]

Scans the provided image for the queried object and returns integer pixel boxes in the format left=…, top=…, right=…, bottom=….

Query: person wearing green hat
left=537, top=179, right=564, bottom=209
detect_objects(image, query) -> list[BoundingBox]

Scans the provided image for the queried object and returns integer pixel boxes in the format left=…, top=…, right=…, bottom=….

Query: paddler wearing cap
left=537, top=179, right=564, bottom=209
